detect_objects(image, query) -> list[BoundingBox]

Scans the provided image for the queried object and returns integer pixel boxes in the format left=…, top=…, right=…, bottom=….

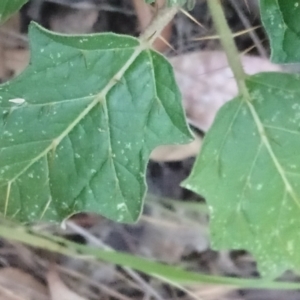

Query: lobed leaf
left=0, top=0, right=28, bottom=24
left=0, top=23, right=192, bottom=223
left=184, top=72, right=300, bottom=278
left=261, top=0, right=300, bottom=63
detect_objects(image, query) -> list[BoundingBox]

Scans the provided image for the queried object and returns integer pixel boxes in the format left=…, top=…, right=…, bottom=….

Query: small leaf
left=261, top=0, right=300, bottom=63
left=0, top=0, right=28, bottom=24
left=183, top=72, right=300, bottom=278
left=0, top=23, right=192, bottom=223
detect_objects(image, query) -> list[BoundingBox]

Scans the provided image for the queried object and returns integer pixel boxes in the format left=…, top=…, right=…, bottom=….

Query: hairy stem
left=140, top=5, right=178, bottom=46
left=207, top=0, right=248, bottom=96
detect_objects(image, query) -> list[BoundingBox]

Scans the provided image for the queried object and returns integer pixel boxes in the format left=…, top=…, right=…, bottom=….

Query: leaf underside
left=261, top=0, right=300, bottom=63
left=184, top=72, right=300, bottom=278
left=0, top=0, right=28, bottom=23
left=0, top=23, right=192, bottom=223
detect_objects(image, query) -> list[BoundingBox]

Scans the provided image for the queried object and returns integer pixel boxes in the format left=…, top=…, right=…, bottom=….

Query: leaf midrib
left=4, top=43, right=146, bottom=211
left=245, top=96, right=300, bottom=209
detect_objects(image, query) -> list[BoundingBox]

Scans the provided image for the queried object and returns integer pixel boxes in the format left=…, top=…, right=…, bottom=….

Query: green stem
left=1, top=223, right=300, bottom=290
left=207, top=0, right=248, bottom=96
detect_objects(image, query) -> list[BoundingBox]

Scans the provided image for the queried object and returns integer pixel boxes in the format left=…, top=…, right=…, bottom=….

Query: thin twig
left=0, top=29, right=28, bottom=43
left=66, top=221, right=164, bottom=300
left=58, top=264, right=132, bottom=300
left=140, top=5, right=179, bottom=46
left=228, top=0, right=267, bottom=58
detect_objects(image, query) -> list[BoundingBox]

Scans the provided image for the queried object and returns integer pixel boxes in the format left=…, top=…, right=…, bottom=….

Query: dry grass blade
left=66, top=221, right=165, bottom=300
left=154, top=275, right=203, bottom=300
left=150, top=133, right=202, bottom=162
left=228, top=0, right=267, bottom=57
left=240, top=39, right=268, bottom=56
left=190, top=285, right=242, bottom=300
left=59, top=265, right=132, bottom=300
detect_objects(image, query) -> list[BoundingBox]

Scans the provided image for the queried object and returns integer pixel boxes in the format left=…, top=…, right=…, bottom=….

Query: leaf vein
left=246, top=100, right=300, bottom=209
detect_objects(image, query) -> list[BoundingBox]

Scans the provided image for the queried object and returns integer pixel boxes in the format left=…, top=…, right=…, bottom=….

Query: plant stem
left=207, top=0, right=248, bottom=96
left=140, top=5, right=178, bottom=46
left=1, top=223, right=300, bottom=290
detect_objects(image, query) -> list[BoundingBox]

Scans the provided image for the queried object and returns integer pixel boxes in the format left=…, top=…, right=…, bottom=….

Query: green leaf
left=261, top=0, right=300, bottom=63
left=183, top=72, right=300, bottom=278
left=0, top=0, right=28, bottom=24
left=0, top=23, right=192, bottom=223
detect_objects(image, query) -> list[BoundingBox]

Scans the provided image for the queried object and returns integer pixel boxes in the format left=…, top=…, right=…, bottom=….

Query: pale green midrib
left=246, top=99, right=300, bottom=208
left=6, top=43, right=146, bottom=210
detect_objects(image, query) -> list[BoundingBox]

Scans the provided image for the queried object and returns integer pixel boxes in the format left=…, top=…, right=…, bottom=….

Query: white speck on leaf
left=117, top=203, right=126, bottom=211
left=256, top=184, right=263, bottom=190
left=9, top=98, right=25, bottom=105
left=287, top=240, right=294, bottom=253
